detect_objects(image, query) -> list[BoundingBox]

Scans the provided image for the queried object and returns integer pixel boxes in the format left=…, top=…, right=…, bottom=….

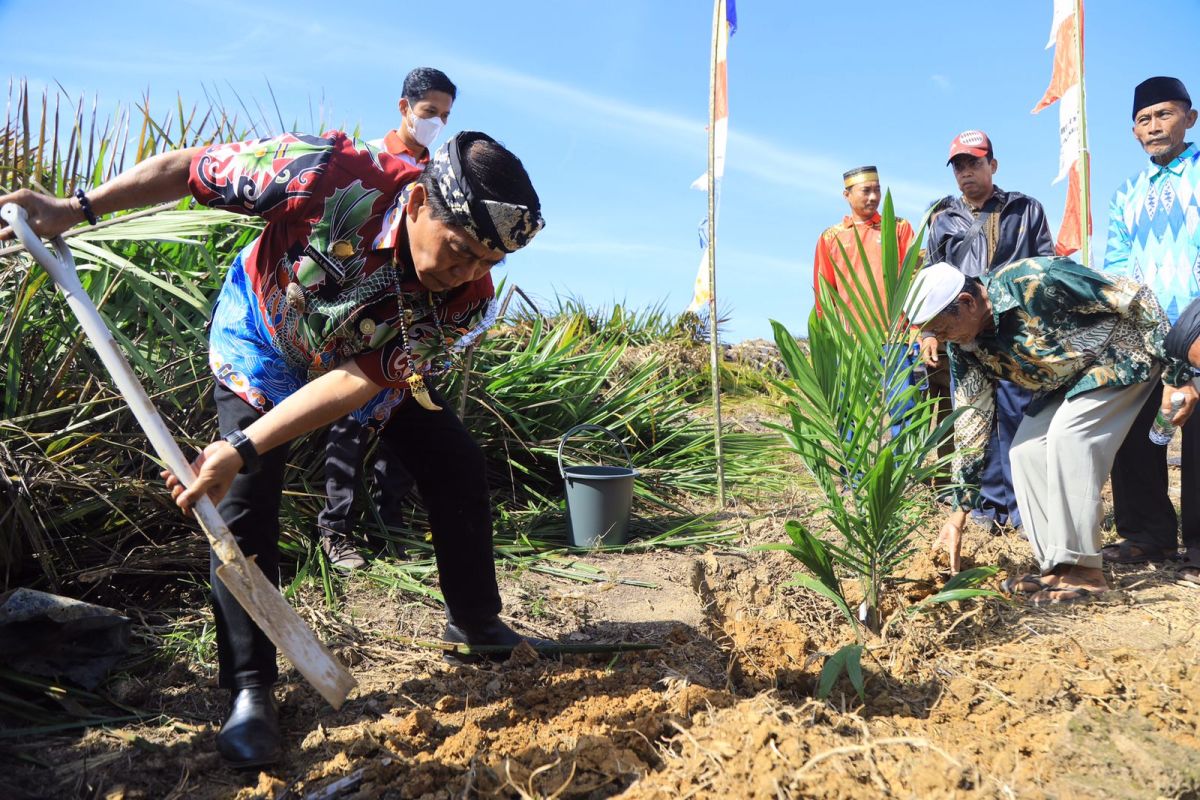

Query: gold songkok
left=843, top=165, right=879, bottom=188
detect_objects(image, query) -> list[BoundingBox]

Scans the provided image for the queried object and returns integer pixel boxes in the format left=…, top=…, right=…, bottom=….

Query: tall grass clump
left=444, top=313, right=784, bottom=509
left=0, top=80, right=268, bottom=592
left=512, top=295, right=710, bottom=347
left=765, top=195, right=995, bottom=698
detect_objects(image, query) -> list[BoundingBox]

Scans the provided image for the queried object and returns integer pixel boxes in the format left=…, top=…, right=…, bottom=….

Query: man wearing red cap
left=920, top=130, right=1055, bottom=532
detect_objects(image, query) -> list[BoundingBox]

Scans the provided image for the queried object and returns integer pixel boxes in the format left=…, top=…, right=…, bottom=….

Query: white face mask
left=406, top=112, right=445, bottom=148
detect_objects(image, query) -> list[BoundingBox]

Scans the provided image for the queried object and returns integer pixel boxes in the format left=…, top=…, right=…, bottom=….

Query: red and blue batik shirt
left=190, top=131, right=494, bottom=428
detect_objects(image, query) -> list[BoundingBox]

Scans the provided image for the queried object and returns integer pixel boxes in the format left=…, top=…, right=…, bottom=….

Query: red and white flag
left=1032, top=0, right=1090, bottom=257
left=687, top=0, right=736, bottom=314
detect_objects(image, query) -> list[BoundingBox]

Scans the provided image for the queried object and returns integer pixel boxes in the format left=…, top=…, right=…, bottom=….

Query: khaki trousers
left=1010, top=374, right=1159, bottom=573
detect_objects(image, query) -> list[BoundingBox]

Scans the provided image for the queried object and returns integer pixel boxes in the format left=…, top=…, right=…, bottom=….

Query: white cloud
left=446, top=57, right=945, bottom=213
left=448, top=59, right=703, bottom=142
left=10, top=8, right=945, bottom=217
left=930, top=74, right=952, bottom=92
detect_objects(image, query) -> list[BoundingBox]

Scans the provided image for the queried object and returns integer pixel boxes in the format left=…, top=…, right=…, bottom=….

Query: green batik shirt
left=947, top=256, right=1191, bottom=510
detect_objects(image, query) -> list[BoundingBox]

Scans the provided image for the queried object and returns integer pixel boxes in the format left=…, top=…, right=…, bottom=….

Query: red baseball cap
left=947, top=130, right=993, bottom=164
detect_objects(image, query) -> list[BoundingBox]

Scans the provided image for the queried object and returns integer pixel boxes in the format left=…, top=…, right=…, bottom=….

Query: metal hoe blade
left=2, top=203, right=356, bottom=708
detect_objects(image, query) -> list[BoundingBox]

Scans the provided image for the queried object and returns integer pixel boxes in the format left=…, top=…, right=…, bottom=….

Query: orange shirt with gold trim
left=813, top=213, right=915, bottom=318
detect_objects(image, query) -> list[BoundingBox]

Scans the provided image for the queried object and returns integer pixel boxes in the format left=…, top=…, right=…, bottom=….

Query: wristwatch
left=223, top=429, right=260, bottom=474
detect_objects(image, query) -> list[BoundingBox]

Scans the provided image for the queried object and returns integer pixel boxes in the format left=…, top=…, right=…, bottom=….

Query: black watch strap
left=223, top=429, right=260, bottom=474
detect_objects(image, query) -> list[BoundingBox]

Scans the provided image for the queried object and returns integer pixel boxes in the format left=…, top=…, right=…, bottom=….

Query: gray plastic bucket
left=558, top=424, right=639, bottom=549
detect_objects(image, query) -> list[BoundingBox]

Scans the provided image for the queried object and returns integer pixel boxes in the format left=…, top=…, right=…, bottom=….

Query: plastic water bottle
left=1149, top=391, right=1187, bottom=446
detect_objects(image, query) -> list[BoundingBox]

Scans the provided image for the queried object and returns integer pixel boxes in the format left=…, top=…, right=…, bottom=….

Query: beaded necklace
left=391, top=284, right=445, bottom=411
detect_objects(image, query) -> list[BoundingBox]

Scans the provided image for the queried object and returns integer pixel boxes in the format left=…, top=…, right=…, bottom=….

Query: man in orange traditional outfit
left=813, top=166, right=917, bottom=437
left=813, top=165, right=915, bottom=317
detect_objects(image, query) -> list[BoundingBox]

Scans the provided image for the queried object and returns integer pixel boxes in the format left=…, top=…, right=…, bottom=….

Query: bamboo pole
left=706, top=0, right=726, bottom=507
left=1073, top=0, right=1092, bottom=267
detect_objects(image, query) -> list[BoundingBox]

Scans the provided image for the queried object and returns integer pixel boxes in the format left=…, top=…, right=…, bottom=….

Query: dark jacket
left=924, top=187, right=1055, bottom=277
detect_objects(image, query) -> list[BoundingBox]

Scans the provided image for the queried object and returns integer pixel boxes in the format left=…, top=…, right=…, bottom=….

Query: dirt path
left=5, top=507, right=1198, bottom=800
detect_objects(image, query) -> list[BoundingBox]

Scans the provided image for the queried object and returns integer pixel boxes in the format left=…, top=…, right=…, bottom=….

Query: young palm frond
left=767, top=194, right=983, bottom=647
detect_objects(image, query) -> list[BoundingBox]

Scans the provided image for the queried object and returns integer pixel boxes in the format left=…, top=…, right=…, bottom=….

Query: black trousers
left=211, top=382, right=501, bottom=690
left=316, top=414, right=415, bottom=539
left=1111, top=381, right=1200, bottom=552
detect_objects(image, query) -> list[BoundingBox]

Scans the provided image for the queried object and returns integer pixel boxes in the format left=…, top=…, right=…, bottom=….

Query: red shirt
left=380, top=129, right=429, bottom=166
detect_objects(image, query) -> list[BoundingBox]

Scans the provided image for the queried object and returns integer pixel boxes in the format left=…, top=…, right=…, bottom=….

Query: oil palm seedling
left=766, top=195, right=998, bottom=699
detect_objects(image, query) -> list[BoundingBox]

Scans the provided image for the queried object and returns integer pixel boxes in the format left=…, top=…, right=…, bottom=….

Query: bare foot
left=1027, top=564, right=1107, bottom=604
left=1029, top=585, right=1105, bottom=606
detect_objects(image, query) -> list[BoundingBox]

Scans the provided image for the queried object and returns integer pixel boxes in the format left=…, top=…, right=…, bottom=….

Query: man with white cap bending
left=907, top=257, right=1197, bottom=605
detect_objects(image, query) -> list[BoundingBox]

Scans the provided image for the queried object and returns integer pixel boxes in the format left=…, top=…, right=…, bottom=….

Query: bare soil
left=5, top=502, right=1199, bottom=800
left=4, top=470, right=1199, bottom=799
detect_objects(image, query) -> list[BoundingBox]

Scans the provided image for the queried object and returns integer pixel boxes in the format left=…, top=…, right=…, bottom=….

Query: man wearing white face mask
left=374, top=67, right=456, bottom=164
left=318, top=67, right=457, bottom=569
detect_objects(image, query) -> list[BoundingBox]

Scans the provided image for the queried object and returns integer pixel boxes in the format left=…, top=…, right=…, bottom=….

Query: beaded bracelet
left=74, top=188, right=98, bottom=226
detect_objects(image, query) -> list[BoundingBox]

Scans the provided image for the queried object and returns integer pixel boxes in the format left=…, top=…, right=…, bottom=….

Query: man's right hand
left=920, top=336, right=940, bottom=366
left=0, top=188, right=83, bottom=242
left=162, top=439, right=244, bottom=516
left=934, top=509, right=969, bottom=573
left=2, top=146, right=202, bottom=244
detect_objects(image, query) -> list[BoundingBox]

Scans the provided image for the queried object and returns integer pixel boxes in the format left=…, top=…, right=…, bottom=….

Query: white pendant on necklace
left=407, top=373, right=443, bottom=411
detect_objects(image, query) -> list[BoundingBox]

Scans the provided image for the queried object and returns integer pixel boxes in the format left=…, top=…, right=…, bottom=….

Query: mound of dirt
left=6, top=512, right=1200, bottom=800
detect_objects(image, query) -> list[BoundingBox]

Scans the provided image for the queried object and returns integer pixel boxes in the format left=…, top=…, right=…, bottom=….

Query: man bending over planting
left=0, top=128, right=546, bottom=767
left=906, top=258, right=1197, bottom=606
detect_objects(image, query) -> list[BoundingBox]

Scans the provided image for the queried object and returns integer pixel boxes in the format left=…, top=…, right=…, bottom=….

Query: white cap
left=904, top=262, right=968, bottom=326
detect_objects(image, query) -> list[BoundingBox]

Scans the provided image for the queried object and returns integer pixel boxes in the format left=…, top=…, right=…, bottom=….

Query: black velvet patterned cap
left=1133, top=76, right=1191, bottom=120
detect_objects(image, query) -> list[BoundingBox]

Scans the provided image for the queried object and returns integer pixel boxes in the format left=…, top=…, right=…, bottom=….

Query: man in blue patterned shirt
left=1105, top=76, right=1200, bottom=568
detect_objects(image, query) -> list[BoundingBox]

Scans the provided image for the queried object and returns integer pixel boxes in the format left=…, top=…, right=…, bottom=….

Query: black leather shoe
left=443, top=616, right=552, bottom=663
left=216, top=687, right=281, bottom=768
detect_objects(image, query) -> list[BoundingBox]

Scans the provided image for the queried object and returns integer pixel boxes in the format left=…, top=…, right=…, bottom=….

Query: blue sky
left=3, top=0, right=1198, bottom=341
